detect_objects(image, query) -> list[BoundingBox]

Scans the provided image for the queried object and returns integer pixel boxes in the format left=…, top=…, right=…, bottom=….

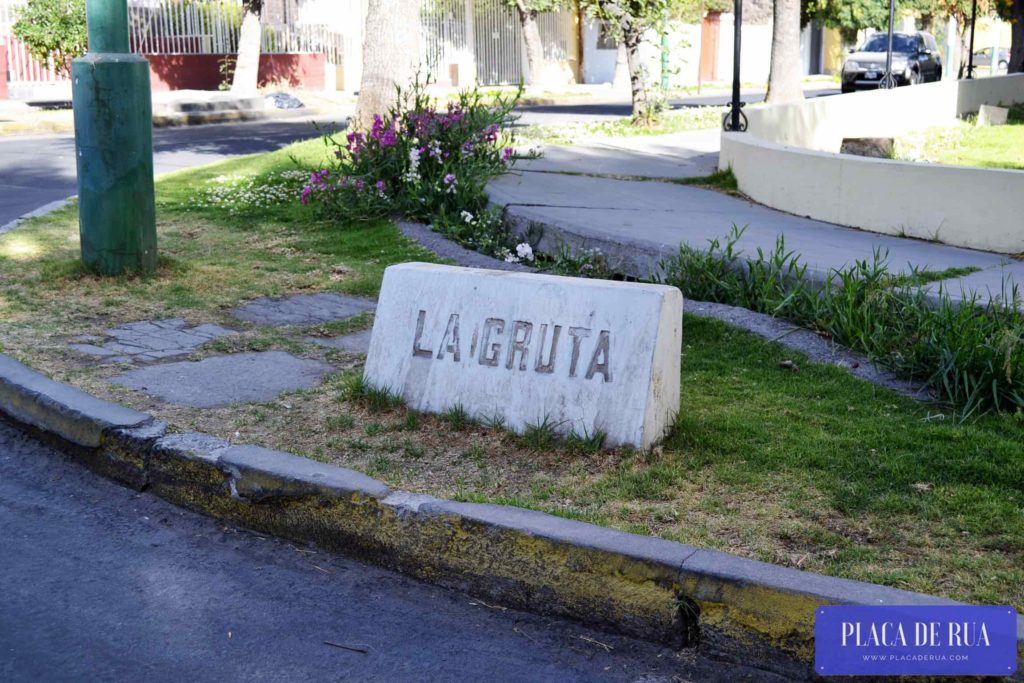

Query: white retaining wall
left=720, top=74, right=1024, bottom=253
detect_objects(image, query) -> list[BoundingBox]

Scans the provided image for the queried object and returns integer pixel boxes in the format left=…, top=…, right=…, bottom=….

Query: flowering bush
left=302, top=81, right=524, bottom=225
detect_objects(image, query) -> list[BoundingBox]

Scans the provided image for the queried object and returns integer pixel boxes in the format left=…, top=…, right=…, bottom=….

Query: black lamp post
left=966, top=0, right=978, bottom=78
left=724, top=0, right=746, bottom=131
left=879, top=0, right=898, bottom=88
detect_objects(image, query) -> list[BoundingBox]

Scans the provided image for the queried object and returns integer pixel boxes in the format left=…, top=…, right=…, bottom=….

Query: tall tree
left=1013, top=0, right=1024, bottom=72
left=802, top=0, right=888, bottom=41
left=355, top=0, right=422, bottom=129
left=994, top=0, right=1023, bottom=72
left=923, top=0, right=993, bottom=78
left=507, top=0, right=563, bottom=87
left=232, top=0, right=264, bottom=94
left=581, top=0, right=669, bottom=124
left=767, top=0, right=805, bottom=103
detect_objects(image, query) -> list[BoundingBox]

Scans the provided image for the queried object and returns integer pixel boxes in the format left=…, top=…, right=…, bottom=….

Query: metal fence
left=1, top=0, right=576, bottom=88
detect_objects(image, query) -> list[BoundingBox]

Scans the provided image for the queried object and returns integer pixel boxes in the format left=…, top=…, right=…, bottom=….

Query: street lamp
left=723, top=0, right=746, bottom=131
left=966, top=0, right=978, bottom=78
left=879, top=0, right=898, bottom=89
left=72, top=0, right=158, bottom=275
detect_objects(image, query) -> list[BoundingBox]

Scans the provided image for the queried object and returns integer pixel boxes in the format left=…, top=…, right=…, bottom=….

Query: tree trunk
left=1010, top=0, right=1024, bottom=73
left=955, top=21, right=970, bottom=79
left=597, top=0, right=652, bottom=124
left=623, top=29, right=652, bottom=123
left=355, top=0, right=422, bottom=130
left=515, top=1, right=545, bottom=87
left=765, top=0, right=804, bottom=104
left=232, top=1, right=263, bottom=95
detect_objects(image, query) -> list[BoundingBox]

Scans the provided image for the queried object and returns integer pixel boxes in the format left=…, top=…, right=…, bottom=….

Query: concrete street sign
left=364, top=263, right=682, bottom=448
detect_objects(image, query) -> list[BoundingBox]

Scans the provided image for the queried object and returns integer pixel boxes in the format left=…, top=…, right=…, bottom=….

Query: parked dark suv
left=841, top=31, right=942, bottom=93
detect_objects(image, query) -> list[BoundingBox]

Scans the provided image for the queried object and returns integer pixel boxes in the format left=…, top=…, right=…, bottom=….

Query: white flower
left=515, top=242, right=534, bottom=262
left=504, top=253, right=520, bottom=263
left=460, top=211, right=475, bottom=224
left=408, top=147, right=421, bottom=171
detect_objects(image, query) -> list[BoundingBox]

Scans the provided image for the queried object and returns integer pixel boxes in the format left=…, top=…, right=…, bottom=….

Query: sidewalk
left=493, top=132, right=1024, bottom=306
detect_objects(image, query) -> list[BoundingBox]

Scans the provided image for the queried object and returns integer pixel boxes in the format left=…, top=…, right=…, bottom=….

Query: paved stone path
left=493, top=135, right=1024, bottom=306
left=305, top=329, right=373, bottom=353
left=71, top=294, right=378, bottom=408
left=70, top=319, right=236, bottom=364
left=109, top=351, right=335, bottom=408
left=516, top=129, right=721, bottom=179
left=232, top=293, right=375, bottom=326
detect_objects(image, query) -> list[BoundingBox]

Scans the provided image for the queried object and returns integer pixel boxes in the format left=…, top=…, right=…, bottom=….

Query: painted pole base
left=72, top=53, right=157, bottom=276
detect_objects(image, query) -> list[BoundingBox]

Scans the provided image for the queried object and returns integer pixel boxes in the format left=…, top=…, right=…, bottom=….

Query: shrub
left=12, top=0, right=86, bottom=76
left=302, top=80, right=523, bottom=226
left=660, top=225, right=1024, bottom=416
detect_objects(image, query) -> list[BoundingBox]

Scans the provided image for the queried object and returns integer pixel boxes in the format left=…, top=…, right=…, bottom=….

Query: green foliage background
left=12, top=0, right=87, bottom=75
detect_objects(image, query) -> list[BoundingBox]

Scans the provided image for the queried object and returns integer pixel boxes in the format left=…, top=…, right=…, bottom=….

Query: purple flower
left=355, top=179, right=365, bottom=192
left=375, top=180, right=386, bottom=192
left=502, top=147, right=514, bottom=161
left=310, top=169, right=330, bottom=187
left=300, top=186, right=313, bottom=205
left=443, top=173, right=456, bottom=185
left=380, top=127, right=397, bottom=147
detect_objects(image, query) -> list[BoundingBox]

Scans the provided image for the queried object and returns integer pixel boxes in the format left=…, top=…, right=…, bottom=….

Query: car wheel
left=998, top=60, right=1008, bottom=72
left=841, top=85, right=854, bottom=94
left=908, top=70, right=920, bottom=85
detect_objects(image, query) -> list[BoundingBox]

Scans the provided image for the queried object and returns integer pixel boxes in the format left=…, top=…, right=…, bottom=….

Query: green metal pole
left=72, top=0, right=157, bottom=275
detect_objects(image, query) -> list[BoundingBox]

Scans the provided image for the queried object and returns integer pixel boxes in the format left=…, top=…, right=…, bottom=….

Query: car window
left=860, top=34, right=918, bottom=52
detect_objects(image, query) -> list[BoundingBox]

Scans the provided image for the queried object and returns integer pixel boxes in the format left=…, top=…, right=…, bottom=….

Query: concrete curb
left=0, top=197, right=75, bottom=237
left=1, top=353, right=1022, bottom=675
left=152, top=106, right=324, bottom=128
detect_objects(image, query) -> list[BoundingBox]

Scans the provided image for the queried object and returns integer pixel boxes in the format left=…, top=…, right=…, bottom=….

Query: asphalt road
left=0, top=420, right=793, bottom=682
left=0, top=114, right=349, bottom=228
left=0, top=89, right=841, bottom=229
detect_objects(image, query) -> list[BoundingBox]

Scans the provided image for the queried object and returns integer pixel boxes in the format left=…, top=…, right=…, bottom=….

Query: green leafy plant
left=12, top=0, right=87, bottom=76
left=660, top=226, right=1024, bottom=416
left=340, top=372, right=404, bottom=413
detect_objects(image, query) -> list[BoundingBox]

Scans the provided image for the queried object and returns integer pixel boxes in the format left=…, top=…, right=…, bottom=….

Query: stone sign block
left=363, top=263, right=682, bottom=449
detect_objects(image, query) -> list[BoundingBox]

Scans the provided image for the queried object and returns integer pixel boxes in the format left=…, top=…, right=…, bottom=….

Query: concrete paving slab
left=69, top=319, right=236, bottom=364
left=489, top=172, right=1024, bottom=301
left=108, top=351, right=334, bottom=408
left=304, top=329, right=373, bottom=353
left=516, top=130, right=721, bottom=179
left=232, top=293, right=375, bottom=326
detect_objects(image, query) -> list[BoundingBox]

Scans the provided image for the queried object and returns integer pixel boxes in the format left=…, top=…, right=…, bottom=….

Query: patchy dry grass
left=2, top=137, right=1022, bottom=612
left=0, top=107, right=75, bottom=136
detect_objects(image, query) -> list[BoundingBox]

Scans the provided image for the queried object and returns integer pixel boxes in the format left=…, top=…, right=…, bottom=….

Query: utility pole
left=72, top=0, right=157, bottom=275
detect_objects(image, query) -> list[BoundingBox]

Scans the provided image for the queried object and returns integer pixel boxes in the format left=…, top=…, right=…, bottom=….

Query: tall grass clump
left=661, top=225, right=1024, bottom=416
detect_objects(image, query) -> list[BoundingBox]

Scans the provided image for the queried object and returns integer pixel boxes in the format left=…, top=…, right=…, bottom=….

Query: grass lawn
left=1, top=137, right=1022, bottom=612
left=899, top=104, right=1024, bottom=170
